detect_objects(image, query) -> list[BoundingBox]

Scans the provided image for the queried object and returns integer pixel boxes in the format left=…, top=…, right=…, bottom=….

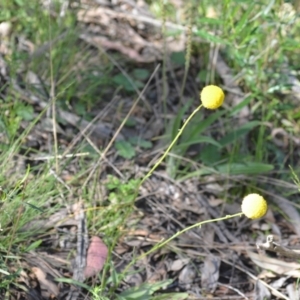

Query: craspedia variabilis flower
left=241, top=193, right=268, bottom=219
left=200, top=85, right=224, bottom=109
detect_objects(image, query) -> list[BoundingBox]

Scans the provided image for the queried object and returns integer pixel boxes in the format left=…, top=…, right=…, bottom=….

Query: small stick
left=257, top=235, right=300, bottom=259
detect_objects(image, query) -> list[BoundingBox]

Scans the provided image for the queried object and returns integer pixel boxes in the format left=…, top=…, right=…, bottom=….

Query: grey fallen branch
left=257, top=235, right=300, bottom=259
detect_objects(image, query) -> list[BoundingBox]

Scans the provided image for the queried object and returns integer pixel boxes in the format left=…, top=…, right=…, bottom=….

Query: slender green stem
left=138, top=212, right=243, bottom=259
left=140, top=104, right=203, bottom=185
left=122, top=212, right=244, bottom=278
left=118, top=103, right=207, bottom=286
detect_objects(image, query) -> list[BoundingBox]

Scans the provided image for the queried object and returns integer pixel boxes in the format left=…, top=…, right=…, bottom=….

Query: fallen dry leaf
left=32, top=267, right=59, bottom=297
left=201, top=255, right=220, bottom=293
left=272, top=194, right=300, bottom=236
left=84, top=236, right=108, bottom=278
left=286, top=282, right=299, bottom=300
left=248, top=251, right=300, bottom=277
left=168, top=258, right=189, bottom=272
left=255, top=280, right=271, bottom=300
left=178, top=264, right=196, bottom=286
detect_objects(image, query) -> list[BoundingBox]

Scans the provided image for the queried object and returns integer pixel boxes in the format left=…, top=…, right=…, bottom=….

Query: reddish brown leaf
left=84, top=236, right=108, bottom=278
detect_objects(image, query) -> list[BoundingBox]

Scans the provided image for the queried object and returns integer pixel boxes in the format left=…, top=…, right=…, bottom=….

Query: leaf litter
left=0, top=0, right=300, bottom=299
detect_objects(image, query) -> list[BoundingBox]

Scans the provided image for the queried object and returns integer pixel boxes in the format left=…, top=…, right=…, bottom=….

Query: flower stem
left=122, top=212, right=244, bottom=278
left=140, top=104, right=202, bottom=185
left=138, top=212, right=243, bottom=259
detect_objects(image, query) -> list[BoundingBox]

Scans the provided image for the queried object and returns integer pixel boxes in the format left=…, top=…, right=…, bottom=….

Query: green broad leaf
left=15, top=104, right=34, bottom=121
left=138, top=140, right=152, bottom=149
left=134, top=80, right=144, bottom=89
left=125, top=118, right=136, bottom=127
left=197, top=70, right=207, bottom=82
left=216, top=162, right=274, bottom=175
left=106, top=175, right=120, bottom=190
left=199, top=144, right=221, bottom=165
left=15, top=0, right=25, bottom=6
left=132, top=68, right=150, bottom=80
left=117, top=279, right=173, bottom=300
left=171, top=51, right=185, bottom=66
left=113, top=74, right=134, bottom=91
left=129, top=137, right=152, bottom=149
left=219, top=121, right=262, bottom=147
left=74, top=102, right=86, bottom=116
left=115, top=141, right=135, bottom=159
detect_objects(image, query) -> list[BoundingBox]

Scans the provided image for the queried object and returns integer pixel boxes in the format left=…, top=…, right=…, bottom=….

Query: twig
left=66, top=202, right=88, bottom=300
left=257, top=235, right=300, bottom=259
left=222, top=258, right=290, bottom=300
left=217, top=283, right=250, bottom=300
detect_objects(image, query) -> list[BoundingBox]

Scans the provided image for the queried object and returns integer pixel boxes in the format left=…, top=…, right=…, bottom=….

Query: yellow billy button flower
left=200, top=85, right=225, bottom=109
left=241, top=193, right=268, bottom=219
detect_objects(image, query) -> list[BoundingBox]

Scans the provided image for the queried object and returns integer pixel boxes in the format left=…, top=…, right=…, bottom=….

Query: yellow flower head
left=241, top=193, right=267, bottom=219
left=200, top=85, right=224, bottom=109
